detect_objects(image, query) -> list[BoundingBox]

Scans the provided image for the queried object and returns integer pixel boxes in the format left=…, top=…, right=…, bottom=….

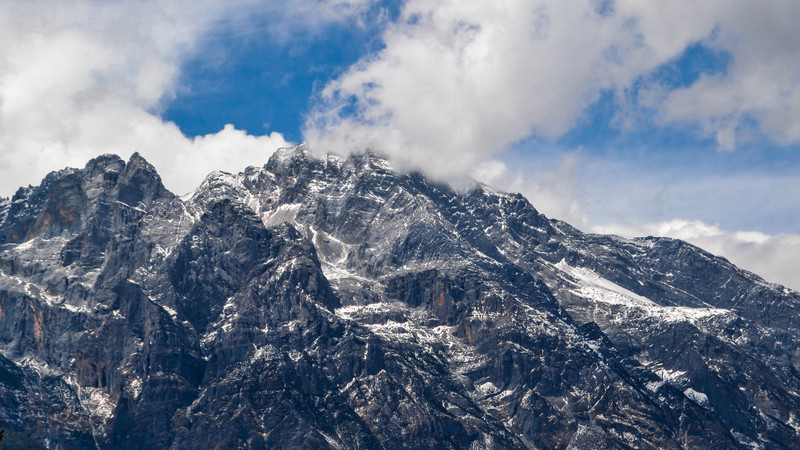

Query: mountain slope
left=0, top=147, right=797, bottom=449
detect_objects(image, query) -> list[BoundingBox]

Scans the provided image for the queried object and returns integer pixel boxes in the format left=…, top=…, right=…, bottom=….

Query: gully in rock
left=0, top=147, right=796, bottom=448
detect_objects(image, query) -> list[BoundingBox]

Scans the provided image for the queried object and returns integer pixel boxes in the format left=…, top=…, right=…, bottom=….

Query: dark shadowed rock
left=0, top=147, right=796, bottom=449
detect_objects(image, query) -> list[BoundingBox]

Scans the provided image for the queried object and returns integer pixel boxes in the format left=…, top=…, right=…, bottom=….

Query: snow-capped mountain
left=0, top=146, right=798, bottom=449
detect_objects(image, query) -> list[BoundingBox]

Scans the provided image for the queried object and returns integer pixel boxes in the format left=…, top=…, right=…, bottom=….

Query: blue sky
left=163, top=3, right=396, bottom=143
left=0, top=0, right=798, bottom=289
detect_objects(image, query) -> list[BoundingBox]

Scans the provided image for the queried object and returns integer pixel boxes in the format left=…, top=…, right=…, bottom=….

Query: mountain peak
left=0, top=151, right=798, bottom=448
left=127, top=151, right=153, bottom=170
left=266, top=144, right=309, bottom=168
left=116, top=151, right=172, bottom=206
left=83, top=153, right=125, bottom=179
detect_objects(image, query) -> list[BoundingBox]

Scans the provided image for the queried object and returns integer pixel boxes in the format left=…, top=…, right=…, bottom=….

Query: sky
left=0, top=0, right=799, bottom=290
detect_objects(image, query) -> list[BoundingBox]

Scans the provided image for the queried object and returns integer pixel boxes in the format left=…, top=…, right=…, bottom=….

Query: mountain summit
left=0, top=147, right=798, bottom=448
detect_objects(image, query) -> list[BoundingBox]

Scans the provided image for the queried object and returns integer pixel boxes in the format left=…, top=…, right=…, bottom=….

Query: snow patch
left=322, top=263, right=370, bottom=282
left=788, top=412, right=800, bottom=434
left=731, top=430, right=764, bottom=450
left=319, top=431, right=343, bottom=450
left=271, top=145, right=306, bottom=164
left=263, top=203, right=301, bottom=227
left=684, top=387, right=709, bottom=406
left=252, top=344, right=277, bottom=362
left=115, top=200, right=147, bottom=213
left=555, top=260, right=730, bottom=323
left=14, top=355, right=61, bottom=377
left=288, top=349, right=304, bottom=362
left=336, top=302, right=400, bottom=319
left=555, top=260, right=655, bottom=306
left=475, top=381, right=500, bottom=396
left=126, top=377, right=143, bottom=400
left=309, top=226, right=350, bottom=267
left=160, top=304, right=177, bottom=318
left=79, top=386, right=116, bottom=422
left=656, top=368, right=687, bottom=383
left=646, top=380, right=665, bottom=393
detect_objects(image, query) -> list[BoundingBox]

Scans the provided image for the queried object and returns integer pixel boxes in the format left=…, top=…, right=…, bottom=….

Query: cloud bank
left=304, top=0, right=800, bottom=174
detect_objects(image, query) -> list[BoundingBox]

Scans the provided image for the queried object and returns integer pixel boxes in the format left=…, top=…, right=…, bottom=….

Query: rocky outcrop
left=0, top=147, right=797, bottom=449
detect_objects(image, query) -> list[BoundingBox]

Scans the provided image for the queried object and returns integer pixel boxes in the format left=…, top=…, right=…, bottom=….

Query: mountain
left=0, top=146, right=798, bottom=449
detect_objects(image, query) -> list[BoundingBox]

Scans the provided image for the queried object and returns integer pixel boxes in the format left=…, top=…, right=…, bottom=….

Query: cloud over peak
left=305, top=0, right=646, bottom=180
left=304, top=0, right=800, bottom=177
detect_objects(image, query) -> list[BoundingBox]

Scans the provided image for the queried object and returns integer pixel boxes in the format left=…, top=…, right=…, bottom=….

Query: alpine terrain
left=0, top=146, right=798, bottom=449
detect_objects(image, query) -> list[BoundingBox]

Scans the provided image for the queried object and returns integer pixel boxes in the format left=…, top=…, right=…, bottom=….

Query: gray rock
left=0, top=147, right=796, bottom=449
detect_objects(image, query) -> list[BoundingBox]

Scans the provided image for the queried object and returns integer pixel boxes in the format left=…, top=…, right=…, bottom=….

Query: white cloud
left=301, top=0, right=800, bottom=289
left=618, top=1, right=800, bottom=149
left=0, top=0, right=372, bottom=196
left=304, top=0, right=660, bottom=181
left=592, top=219, right=800, bottom=292
left=305, top=1, right=800, bottom=178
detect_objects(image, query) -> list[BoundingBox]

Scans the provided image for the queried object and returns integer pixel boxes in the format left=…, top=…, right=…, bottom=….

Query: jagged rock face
left=0, top=148, right=798, bottom=449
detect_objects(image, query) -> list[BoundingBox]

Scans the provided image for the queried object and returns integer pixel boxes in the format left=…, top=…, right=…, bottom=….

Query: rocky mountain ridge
left=0, top=146, right=798, bottom=449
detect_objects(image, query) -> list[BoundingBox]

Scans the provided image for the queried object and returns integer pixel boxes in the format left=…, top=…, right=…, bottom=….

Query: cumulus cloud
left=304, top=0, right=800, bottom=176
left=592, top=219, right=800, bottom=292
left=304, top=0, right=655, bottom=180
left=622, top=1, right=800, bottom=150
left=0, top=0, right=372, bottom=196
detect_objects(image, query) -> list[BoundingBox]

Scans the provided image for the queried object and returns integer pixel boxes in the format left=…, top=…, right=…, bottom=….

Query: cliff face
left=0, top=147, right=797, bottom=449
